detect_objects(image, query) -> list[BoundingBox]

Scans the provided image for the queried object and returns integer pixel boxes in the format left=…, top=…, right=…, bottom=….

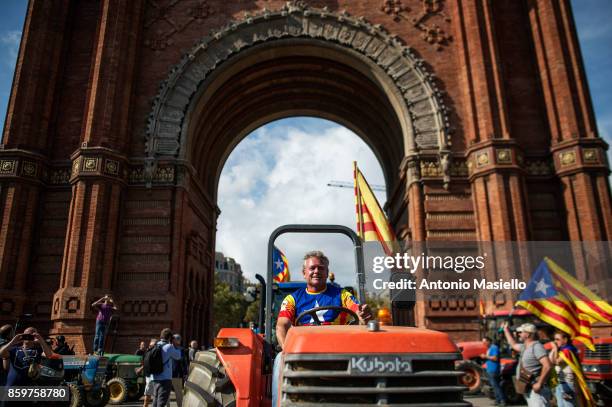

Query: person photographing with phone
left=91, top=294, right=117, bottom=355
left=0, top=327, right=53, bottom=387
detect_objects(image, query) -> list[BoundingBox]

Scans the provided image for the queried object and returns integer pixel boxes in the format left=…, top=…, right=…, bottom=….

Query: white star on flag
left=275, top=259, right=283, bottom=269
left=535, top=279, right=550, bottom=295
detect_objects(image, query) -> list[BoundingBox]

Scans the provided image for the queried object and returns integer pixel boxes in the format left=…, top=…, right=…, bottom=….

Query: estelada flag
left=515, top=258, right=612, bottom=351
left=559, top=347, right=596, bottom=407
left=544, top=256, right=612, bottom=323
left=272, top=246, right=290, bottom=283
left=353, top=162, right=398, bottom=255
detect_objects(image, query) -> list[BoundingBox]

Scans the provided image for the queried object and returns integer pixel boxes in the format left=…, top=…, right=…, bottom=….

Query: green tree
left=244, top=298, right=260, bottom=325
left=212, top=278, right=248, bottom=336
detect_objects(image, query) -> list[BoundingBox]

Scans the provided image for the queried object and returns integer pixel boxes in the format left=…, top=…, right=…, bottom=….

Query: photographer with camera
left=0, top=327, right=53, bottom=387
left=91, top=294, right=117, bottom=355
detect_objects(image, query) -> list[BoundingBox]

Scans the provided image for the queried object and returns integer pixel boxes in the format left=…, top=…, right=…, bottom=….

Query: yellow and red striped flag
left=559, top=347, right=596, bottom=407
left=353, top=162, right=398, bottom=255
left=545, top=257, right=612, bottom=323
left=516, top=257, right=611, bottom=351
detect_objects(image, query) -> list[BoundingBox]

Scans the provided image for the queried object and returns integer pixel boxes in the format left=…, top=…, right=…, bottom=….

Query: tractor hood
left=104, top=353, right=143, bottom=364
left=283, top=325, right=460, bottom=354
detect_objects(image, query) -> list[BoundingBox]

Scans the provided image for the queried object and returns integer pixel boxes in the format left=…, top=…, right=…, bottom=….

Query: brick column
left=453, top=0, right=531, bottom=315
left=0, top=152, right=45, bottom=320
left=0, top=1, right=69, bottom=325
left=528, top=0, right=611, bottom=301
left=51, top=0, right=144, bottom=353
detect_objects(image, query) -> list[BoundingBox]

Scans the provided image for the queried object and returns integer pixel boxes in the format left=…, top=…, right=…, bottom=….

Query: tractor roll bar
left=265, top=224, right=365, bottom=343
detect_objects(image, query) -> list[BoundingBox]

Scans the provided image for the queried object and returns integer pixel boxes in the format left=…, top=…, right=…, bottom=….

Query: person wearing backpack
left=146, top=328, right=182, bottom=407
left=138, top=338, right=158, bottom=407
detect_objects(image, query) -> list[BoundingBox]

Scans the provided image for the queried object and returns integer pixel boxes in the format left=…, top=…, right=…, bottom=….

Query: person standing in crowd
left=0, top=327, right=53, bottom=387
left=171, top=334, right=188, bottom=407
left=481, top=336, right=506, bottom=406
left=188, top=340, right=198, bottom=362
left=52, top=335, right=74, bottom=355
left=549, top=331, right=578, bottom=407
left=137, top=338, right=158, bottom=407
left=0, top=324, right=13, bottom=386
left=91, top=294, right=117, bottom=355
left=135, top=340, right=147, bottom=356
left=504, top=322, right=552, bottom=407
left=151, top=329, right=182, bottom=407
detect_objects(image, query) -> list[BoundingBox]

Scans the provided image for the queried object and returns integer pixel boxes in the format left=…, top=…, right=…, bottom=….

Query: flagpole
left=354, top=161, right=365, bottom=240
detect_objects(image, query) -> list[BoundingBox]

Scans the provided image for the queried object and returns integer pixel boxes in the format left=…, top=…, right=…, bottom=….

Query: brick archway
left=145, top=1, right=453, bottom=196
left=1, top=0, right=609, bottom=352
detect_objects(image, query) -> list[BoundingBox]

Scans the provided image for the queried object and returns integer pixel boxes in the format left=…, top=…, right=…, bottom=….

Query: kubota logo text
left=350, top=356, right=412, bottom=374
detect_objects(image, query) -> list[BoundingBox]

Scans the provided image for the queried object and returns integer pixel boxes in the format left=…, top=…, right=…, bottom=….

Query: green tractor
left=96, top=316, right=146, bottom=404
left=104, top=353, right=146, bottom=404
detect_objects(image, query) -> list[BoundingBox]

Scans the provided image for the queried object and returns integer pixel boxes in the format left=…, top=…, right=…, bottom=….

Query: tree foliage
left=244, top=296, right=260, bottom=324
left=212, top=278, right=248, bottom=336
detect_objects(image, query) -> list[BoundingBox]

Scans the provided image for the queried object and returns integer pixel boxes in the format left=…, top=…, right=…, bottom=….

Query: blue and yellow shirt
left=278, top=284, right=360, bottom=325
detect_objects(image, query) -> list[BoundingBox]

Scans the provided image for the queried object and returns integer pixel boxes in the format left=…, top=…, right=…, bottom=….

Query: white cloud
left=0, top=30, right=21, bottom=68
left=597, top=116, right=612, bottom=170
left=216, top=119, right=387, bottom=289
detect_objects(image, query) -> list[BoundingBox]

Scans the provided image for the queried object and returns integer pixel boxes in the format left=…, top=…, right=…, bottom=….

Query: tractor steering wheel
left=295, top=306, right=359, bottom=326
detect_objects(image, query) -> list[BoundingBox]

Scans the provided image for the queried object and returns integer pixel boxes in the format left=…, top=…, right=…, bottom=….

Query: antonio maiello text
left=372, top=278, right=527, bottom=290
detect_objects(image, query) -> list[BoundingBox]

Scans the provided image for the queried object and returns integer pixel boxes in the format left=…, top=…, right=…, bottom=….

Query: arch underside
left=146, top=2, right=451, bottom=197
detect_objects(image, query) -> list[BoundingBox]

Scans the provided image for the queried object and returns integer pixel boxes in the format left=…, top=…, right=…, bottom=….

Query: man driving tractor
left=273, top=250, right=372, bottom=405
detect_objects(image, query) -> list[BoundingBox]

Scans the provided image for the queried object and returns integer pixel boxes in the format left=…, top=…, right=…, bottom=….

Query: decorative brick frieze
left=69, top=147, right=128, bottom=184
left=551, top=139, right=610, bottom=177
left=0, top=149, right=45, bottom=184
left=379, top=0, right=452, bottom=49
left=464, top=141, right=529, bottom=179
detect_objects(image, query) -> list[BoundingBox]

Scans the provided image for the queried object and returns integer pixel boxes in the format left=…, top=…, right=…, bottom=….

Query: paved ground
left=118, top=393, right=519, bottom=406
left=466, top=394, right=524, bottom=406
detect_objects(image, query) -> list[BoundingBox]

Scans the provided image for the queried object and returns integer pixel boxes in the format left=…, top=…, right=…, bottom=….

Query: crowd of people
left=0, top=258, right=589, bottom=407
left=0, top=323, right=201, bottom=406
left=0, top=292, right=203, bottom=407
left=135, top=329, right=200, bottom=407
left=479, top=321, right=583, bottom=407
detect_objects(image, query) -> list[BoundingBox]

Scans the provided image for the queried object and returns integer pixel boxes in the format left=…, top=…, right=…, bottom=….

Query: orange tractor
left=183, top=225, right=469, bottom=406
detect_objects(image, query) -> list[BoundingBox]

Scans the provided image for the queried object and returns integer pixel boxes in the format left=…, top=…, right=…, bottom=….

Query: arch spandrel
left=145, top=1, right=452, bottom=187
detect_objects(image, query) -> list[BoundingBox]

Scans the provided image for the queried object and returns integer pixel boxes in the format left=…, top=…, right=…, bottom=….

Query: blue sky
left=0, top=1, right=610, bottom=283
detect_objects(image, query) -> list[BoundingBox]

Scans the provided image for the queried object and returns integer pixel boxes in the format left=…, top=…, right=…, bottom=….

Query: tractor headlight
left=214, top=337, right=240, bottom=348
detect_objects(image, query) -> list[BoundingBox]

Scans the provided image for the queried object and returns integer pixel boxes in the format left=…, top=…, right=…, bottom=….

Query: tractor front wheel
left=457, top=360, right=484, bottom=394
left=183, top=349, right=236, bottom=407
left=68, top=383, right=84, bottom=407
left=107, top=377, right=128, bottom=404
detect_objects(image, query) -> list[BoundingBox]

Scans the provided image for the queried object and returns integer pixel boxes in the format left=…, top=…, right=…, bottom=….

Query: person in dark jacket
left=170, top=334, right=188, bottom=407
left=52, top=335, right=74, bottom=355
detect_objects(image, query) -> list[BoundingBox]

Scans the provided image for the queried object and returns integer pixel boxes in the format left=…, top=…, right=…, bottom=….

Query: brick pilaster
left=0, top=151, right=45, bottom=323
left=51, top=0, right=144, bottom=352
left=454, top=0, right=532, bottom=318
left=0, top=1, right=69, bottom=327
left=527, top=0, right=611, bottom=303
left=2, top=0, right=69, bottom=150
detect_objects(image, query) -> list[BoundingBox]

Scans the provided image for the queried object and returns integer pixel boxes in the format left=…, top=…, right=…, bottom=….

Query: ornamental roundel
left=145, top=1, right=452, bottom=178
